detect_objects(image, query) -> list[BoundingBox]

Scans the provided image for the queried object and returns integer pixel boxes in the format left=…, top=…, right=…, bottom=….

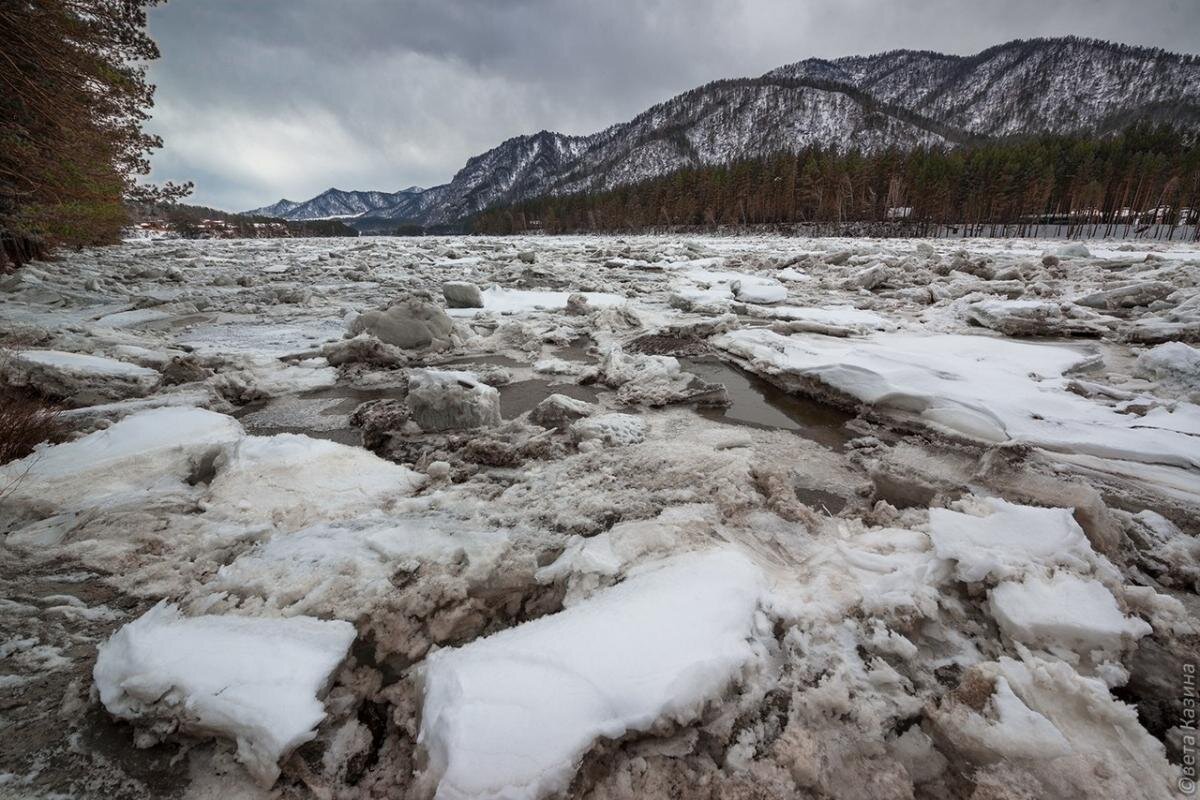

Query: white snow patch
left=715, top=329, right=1199, bottom=467
left=0, top=407, right=242, bottom=511
left=204, top=434, right=426, bottom=531
left=446, top=286, right=624, bottom=317
left=989, top=572, right=1151, bottom=654
left=418, top=549, right=767, bottom=800
left=94, top=603, right=355, bottom=786
left=928, top=499, right=1096, bottom=582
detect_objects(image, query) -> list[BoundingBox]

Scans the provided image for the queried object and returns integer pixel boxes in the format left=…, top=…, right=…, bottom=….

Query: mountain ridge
left=246, top=36, right=1200, bottom=227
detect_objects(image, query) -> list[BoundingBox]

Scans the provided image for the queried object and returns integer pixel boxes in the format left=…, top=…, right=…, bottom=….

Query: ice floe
left=715, top=329, right=1200, bottom=467
left=94, top=603, right=355, bottom=785
left=418, top=549, right=767, bottom=800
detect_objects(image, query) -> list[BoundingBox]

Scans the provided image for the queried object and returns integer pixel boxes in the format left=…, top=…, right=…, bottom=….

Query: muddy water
left=234, top=348, right=850, bottom=449
left=680, top=357, right=852, bottom=450
left=234, top=378, right=608, bottom=440
left=436, top=353, right=524, bottom=368
left=554, top=335, right=596, bottom=363
left=233, top=385, right=397, bottom=444
left=499, top=381, right=602, bottom=419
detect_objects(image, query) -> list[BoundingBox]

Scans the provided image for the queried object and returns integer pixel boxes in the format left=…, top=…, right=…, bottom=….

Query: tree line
left=132, top=202, right=358, bottom=239
left=1, top=0, right=189, bottom=269
left=473, top=124, right=1200, bottom=240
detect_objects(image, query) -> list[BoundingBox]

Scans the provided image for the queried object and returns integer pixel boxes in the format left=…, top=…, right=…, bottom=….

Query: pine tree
left=0, top=0, right=191, bottom=268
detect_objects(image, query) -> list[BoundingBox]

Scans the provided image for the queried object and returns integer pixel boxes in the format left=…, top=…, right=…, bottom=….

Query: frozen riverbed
left=0, top=233, right=1197, bottom=799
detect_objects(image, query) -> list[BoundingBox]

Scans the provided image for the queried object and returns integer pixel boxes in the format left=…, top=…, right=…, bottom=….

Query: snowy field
left=0, top=233, right=1198, bottom=799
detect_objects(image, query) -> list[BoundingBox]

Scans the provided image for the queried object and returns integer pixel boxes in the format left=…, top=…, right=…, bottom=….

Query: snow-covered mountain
left=768, top=38, right=1200, bottom=136
left=247, top=37, right=1200, bottom=227
left=246, top=187, right=426, bottom=221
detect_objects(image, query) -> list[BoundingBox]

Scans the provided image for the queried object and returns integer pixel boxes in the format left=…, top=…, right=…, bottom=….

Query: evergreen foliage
left=0, top=0, right=190, bottom=267
left=474, top=125, right=1200, bottom=240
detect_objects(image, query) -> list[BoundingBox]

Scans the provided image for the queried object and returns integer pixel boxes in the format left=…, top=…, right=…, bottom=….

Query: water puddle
left=234, top=356, right=852, bottom=449
left=499, top=380, right=602, bottom=419
left=437, top=353, right=523, bottom=368
left=235, top=378, right=607, bottom=437
left=553, top=335, right=596, bottom=363
left=793, top=487, right=848, bottom=515
left=233, top=385, right=398, bottom=444
left=679, top=357, right=852, bottom=450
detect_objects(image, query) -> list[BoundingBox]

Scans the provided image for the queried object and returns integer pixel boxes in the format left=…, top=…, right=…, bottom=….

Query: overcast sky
left=145, top=0, right=1200, bottom=211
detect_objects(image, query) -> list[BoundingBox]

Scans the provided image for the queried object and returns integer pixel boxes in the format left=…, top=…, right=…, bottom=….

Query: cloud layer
left=144, top=0, right=1200, bottom=210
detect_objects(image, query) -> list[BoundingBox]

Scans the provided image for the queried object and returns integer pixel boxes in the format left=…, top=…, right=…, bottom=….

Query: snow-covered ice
left=407, top=368, right=502, bottom=430
left=1, top=234, right=1196, bottom=799
left=204, top=433, right=426, bottom=530
left=94, top=603, right=355, bottom=785
left=988, top=572, right=1151, bottom=655
left=0, top=406, right=243, bottom=512
left=2, top=348, right=160, bottom=404
left=715, top=329, right=1200, bottom=467
left=418, top=549, right=767, bottom=800
left=929, top=498, right=1097, bottom=582
left=445, top=286, right=625, bottom=317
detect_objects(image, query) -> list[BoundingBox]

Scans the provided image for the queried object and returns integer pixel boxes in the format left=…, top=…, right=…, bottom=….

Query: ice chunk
left=731, top=277, right=787, bottom=304
left=1135, top=341, right=1200, bottom=396
left=933, top=673, right=1071, bottom=763
left=672, top=269, right=785, bottom=307
left=418, top=550, right=766, bottom=800
left=94, top=603, right=355, bottom=786
left=205, top=434, right=426, bottom=530
left=442, top=281, right=483, bottom=308
left=93, top=307, right=176, bottom=329
left=210, top=516, right=509, bottom=614
left=0, top=406, right=242, bottom=512
left=1044, top=242, right=1091, bottom=259
left=964, top=299, right=1098, bottom=337
left=928, top=499, right=1095, bottom=582
left=1076, top=281, right=1174, bottom=310
left=407, top=369, right=501, bottom=431
left=528, top=393, right=594, bottom=431
left=597, top=348, right=720, bottom=406
left=714, top=329, right=1199, bottom=468
left=570, top=413, right=646, bottom=446
left=777, top=267, right=812, bottom=282
left=210, top=355, right=336, bottom=402
left=350, top=297, right=455, bottom=350
left=996, top=656, right=1175, bottom=791
left=931, top=655, right=1176, bottom=793
left=753, top=305, right=896, bottom=333
left=10, top=349, right=158, bottom=378
left=989, top=572, right=1151, bottom=653
left=445, top=286, right=624, bottom=317
left=2, top=349, right=160, bottom=404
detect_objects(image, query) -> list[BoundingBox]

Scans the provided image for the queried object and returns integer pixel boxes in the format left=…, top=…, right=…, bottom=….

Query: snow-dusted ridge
left=248, top=37, right=1200, bottom=227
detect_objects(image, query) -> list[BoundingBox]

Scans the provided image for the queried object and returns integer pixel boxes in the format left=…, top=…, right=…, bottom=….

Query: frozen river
left=0, top=234, right=1197, bottom=799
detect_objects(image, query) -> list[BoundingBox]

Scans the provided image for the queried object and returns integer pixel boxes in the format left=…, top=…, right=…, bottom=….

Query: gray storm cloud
left=144, top=0, right=1200, bottom=211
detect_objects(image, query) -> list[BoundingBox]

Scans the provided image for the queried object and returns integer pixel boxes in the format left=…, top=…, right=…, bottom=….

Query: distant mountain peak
left=248, top=36, right=1200, bottom=227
